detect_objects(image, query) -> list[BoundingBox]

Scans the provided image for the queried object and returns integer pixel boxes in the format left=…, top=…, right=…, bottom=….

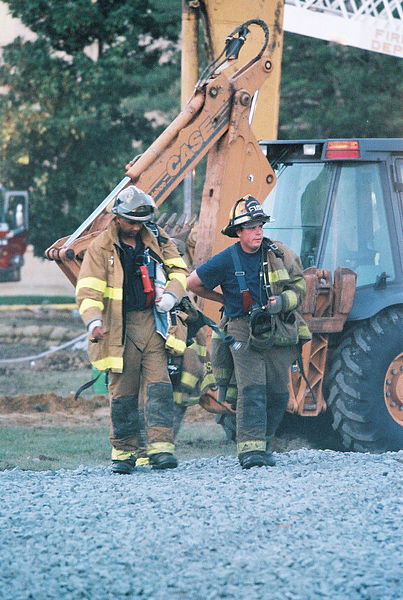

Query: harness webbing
left=230, top=245, right=255, bottom=313
left=230, top=244, right=248, bottom=292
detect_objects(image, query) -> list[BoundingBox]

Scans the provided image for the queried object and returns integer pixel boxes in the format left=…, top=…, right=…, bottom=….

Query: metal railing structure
left=284, top=0, right=403, bottom=58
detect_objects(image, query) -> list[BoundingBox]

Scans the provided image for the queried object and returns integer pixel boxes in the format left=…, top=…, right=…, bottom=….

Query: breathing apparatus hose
left=179, top=297, right=237, bottom=348
left=199, top=312, right=238, bottom=348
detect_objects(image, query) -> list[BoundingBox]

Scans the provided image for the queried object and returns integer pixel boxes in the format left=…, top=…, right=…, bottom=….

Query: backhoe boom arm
left=45, top=25, right=276, bottom=287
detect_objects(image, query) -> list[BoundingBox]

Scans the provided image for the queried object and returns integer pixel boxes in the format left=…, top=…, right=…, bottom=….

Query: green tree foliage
left=279, top=32, right=403, bottom=139
left=0, top=0, right=182, bottom=255
left=1, top=6, right=402, bottom=258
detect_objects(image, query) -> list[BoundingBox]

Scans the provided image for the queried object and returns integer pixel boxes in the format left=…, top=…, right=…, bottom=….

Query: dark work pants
left=226, top=315, right=298, bottom=456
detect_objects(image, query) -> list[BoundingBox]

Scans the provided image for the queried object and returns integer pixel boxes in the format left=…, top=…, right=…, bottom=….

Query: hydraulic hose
left=196, top=19, right=270, bottom=88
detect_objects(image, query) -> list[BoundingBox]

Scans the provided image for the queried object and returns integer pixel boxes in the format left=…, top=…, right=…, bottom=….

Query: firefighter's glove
left=156, top=292, right=177, bottom=313
left=267, top=295, right=284, bottom=314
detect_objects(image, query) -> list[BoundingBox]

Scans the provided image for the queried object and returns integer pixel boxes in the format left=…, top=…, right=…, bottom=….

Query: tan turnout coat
left=76, top=219, right=188, bottom=373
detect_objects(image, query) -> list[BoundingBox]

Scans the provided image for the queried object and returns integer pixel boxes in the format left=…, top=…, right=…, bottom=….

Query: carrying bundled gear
left=247, top=304, right=275, bottom=351
left=179, top=296, right=238, bottom=349
left=172, top=296, right=237, bottom=415
left=173, top=328, right=216, bottom=408
left=211, top=322, right=238, bottom=441
left=211, top=323, right=237, bottom=406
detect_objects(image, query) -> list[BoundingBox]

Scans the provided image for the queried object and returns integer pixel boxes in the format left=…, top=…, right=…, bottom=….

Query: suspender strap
left=230, top=244, right=255, bottom=313
left=230, top=244, right=248, bottom=292
left=261, top=240, right=271, bottom=296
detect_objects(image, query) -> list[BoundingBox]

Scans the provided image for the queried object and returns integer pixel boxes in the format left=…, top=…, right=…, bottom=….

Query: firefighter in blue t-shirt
left=187, top=196, right=310, bottom=470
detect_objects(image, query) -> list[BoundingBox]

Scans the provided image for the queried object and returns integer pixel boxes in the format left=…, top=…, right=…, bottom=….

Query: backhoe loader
left=46, top=20, right=403, bottom=452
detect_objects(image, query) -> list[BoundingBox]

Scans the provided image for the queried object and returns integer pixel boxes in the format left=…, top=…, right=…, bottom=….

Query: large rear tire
left=327, top=306, right=403, bottom=452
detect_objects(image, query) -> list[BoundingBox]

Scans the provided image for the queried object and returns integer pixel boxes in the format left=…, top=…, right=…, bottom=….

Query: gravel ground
left=1, top=449, right=402, bottom=600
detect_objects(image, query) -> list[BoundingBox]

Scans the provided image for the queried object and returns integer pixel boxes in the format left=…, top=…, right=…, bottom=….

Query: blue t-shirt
left=196, top=242, right=267, bottom=317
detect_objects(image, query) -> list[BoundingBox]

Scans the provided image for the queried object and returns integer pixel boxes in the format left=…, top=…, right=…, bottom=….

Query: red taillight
left=325, top=140, right=360, bottom=159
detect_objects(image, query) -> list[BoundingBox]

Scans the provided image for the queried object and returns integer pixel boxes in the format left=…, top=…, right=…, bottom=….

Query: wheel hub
left=384, top=353, right=403, bottom=425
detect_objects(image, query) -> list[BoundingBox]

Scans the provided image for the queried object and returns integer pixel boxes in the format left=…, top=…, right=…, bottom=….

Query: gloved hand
left=267, top=295, right=284, bottom=314
left=155, top=292, right=177, bottom=313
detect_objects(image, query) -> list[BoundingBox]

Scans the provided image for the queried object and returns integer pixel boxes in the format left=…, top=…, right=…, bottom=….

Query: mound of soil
left=0, top=310, right=218, bottom=427
left=0, top=393, right=110, bottom=426
left=0, top=392, right=108, bottom=414
left=0, top=388, right=214, bottom=427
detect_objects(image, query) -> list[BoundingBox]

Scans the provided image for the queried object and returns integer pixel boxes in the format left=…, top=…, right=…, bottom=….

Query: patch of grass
left=0, top=426, right=110, bottom=471
left=0, top=296, right=75, bottom=305
left=0, top=423, right=236, bottom=471
left=0, top=367, right=93, bottom=396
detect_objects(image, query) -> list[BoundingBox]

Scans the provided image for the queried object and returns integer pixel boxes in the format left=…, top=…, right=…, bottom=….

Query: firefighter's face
left=116, top=216, right=143, bottom=238
left=236, top=221, right=264, bottom=253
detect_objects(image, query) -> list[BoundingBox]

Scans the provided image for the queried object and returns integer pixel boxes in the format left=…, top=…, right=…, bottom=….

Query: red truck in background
left=0, top=183, right=29, bottom=282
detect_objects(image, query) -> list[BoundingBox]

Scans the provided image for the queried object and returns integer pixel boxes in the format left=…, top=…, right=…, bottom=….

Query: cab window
left=320, top=163, right=395, bottom=286
left=263, top=160, right=395, bottom=287
left=262, top=162, right=334, bottom=268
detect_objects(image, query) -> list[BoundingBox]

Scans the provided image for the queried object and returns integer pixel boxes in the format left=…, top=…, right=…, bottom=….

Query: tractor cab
left=260, top=139, right=403, bottom=321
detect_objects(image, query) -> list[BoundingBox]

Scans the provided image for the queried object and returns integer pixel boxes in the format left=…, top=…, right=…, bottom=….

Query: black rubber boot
left=239, top=450, right=275, bottom=469
left=111, top=456, right=137, bottom=475
left=149, top=452, right=178, bottom=470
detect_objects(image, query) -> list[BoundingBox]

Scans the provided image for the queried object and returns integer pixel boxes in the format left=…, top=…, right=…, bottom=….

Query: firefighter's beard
left=117, top=218, right=143, bottom=243
left=123, top=230, right=139, bottom=239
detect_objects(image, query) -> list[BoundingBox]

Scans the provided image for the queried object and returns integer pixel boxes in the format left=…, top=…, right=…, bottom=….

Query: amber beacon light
left=325, top=140, right=360, bottom=159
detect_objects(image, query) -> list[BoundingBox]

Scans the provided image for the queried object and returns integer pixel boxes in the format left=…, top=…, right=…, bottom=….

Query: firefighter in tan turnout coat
left=76, top=186, right=188, bottom=474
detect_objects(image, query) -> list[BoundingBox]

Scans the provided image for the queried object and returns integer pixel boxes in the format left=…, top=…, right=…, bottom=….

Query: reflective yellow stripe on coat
left=92, top=356, right=123, bottom=372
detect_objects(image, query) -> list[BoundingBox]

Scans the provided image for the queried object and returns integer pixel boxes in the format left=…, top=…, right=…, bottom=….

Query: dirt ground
left=0, top=306, right=340, bottom=451
left=0, top=389, right=215, bottom=428
left=0, top=392, right=109, bottom=426
left=0, top=306, right=218, bottom=429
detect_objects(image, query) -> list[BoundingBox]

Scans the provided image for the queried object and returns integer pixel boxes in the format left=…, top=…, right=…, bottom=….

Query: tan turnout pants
left=226, top=315, right=298, bottom=455
left=108, top=309, right=174, bottom=456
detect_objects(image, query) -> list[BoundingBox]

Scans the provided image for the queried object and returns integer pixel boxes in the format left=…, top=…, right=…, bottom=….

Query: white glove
left=155, top=292, right=176, bottom=313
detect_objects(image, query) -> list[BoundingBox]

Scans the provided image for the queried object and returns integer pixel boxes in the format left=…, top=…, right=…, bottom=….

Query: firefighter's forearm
left=198, top=287, right=225, bottom=304
left=187, top=272, right=224, bottom=305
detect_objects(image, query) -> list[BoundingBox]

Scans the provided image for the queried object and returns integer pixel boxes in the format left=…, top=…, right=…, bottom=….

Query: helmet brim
left=221, top=215, right=271, bottom=237
left=113, top=209, right=154, bottom=222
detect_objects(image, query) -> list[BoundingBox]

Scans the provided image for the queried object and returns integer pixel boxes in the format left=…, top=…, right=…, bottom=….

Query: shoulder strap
left=263, top=236, right=284, bottom=258
left=146, top=222, right=170, bottom=248
left=144, top=223, right=164, bottom=264
left=146, top=222, right=160, bottom=241
left=230, top=244, right=256, bottom=313
left=261, top=240, right=271, bottom=296
left=230, top=244, right=248, bottom=292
